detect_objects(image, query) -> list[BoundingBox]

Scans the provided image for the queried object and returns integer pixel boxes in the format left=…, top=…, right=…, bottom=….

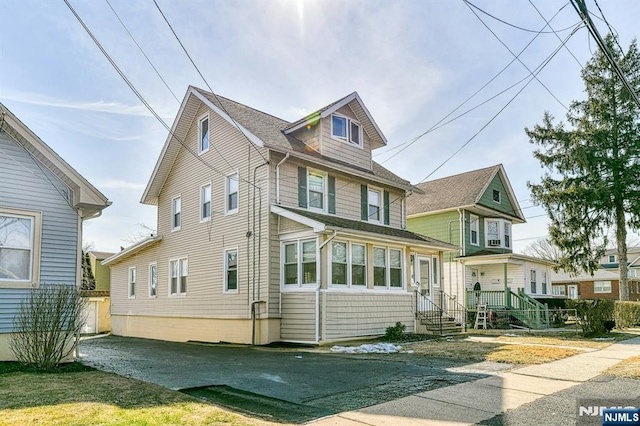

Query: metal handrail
left=415, top=290, right=444, bottom=335
left=441, top=292, right=467, bottom=331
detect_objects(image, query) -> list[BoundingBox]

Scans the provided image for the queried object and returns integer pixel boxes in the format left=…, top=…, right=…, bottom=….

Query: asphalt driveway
left=79, top=335, right=501, bottom=421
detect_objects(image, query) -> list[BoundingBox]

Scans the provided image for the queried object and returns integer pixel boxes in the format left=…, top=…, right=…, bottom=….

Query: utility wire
left=105, top=0, right=180, bottom=103
left=592, top=0, right=625, bottom=53
left=464, top=0, right=579, bottom=34
left=151, top=0, right=269, bottom=164
left=570, top=0, right=640, bottom=108
left=376, top=1, right=572, bottom=163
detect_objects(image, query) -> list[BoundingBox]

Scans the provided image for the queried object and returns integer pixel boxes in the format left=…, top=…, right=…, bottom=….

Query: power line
left=376, top=2, right=573, bottom=164
left=151, top=0, right=269, bottom=165
left=592, top=0, right=625, bottom=53
left=570, top=0, right=640, bottom=108
left=464, top=0, right=579, bottom=34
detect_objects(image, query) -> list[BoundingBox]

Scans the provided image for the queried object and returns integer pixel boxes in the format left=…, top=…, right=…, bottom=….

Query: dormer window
left=331, top=114, right=362, bottom=147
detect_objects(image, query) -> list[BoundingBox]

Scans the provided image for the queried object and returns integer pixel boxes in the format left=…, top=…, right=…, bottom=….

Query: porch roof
left=458, top=252, right=557, bottom=266
left=271, top=205, right=458, bottom=251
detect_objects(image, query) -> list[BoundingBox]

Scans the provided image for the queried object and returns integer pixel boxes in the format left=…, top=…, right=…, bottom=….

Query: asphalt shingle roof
left=406, top=165, right=501, bottom=216
left=276, top=206, right=457, bottom=249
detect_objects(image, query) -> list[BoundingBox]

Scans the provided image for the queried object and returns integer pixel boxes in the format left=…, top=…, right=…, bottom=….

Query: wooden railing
left=466, top=289, right=549, bottom=329
left=466, top=290, right=506, bottom=309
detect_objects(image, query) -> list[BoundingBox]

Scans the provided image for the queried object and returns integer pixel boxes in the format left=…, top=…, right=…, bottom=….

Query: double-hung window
left=128, top=267, right=136, bottom=298
left=530, top=270, right=537, bottom=294
left=331, top=242, right=348, bottom=285
left=199, top=115, right=209, bottom=153
left=170, top=258, right=188, bottom=295
left=504, top=222, right=511, bottom=248
left=172, top=197, right=181, bottom=231
left=373, top=247, right=386, bottom=287
left=373, top=246, right=404, bottom=289
left=351, top=244, right=366, bottom=286
left=368, top=189, right=381, bottom=223
left=485, top=219, right=512, bottom=249
left=470, top=215, right=479, bottom=246
left=201, top=183, right=211, bottom=221
left=389, top=249, right=402, bottom=288
left=541, top=271, right=547, bottom=294
left=225, top=248, right=238, bottom=292
left=331, top=114, right=362, bottom=147
left=282, top=239, right=318, bottom=287
left=594, top=281, right=612, bottom=293
left=149, top=263, right=157, bottom=297
left=552, top=285, right=566, bottom=296
left=0, top=208, right=42, bottom=287
left=226, top=173, right=239, bottom=214
left=330, top=242, right=367, bottom=287
left=308, top=171, right=325, bottom=211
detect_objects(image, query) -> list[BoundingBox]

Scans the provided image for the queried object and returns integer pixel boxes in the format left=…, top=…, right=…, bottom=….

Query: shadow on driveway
left=80, top=335, right=496, bottom=423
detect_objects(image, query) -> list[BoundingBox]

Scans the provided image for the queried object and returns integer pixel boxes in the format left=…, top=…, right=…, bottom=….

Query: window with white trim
left=493, top=189, right=501, bottom=203
left=170, top=258, right=188, bottom=295
left=282, top=239, right=318, bottom=287
left=470, top=215, right=479, bottom=246
left=331, top=242, right=348, bottom=285
left=128, top=267, right=136, bottom=298
left=389, top=249, right=402, bottom=288
left=331, top=114, right=362, bottom=147
left=329, top=241, right=367, bottom=287
left=608, top=255, right=616, bottom=263
left=226, top=173, right=239, bottom=214
left=199, top=115, right=209, bottom=153
left=373, top=247, right=386, bottom=287
left=530, top=270, right=537, bottom=293
left=368, top=189, right=381, bottom=223
left=485, top=218, right=512, bottom=249
left=307, top=170, right=325, bottom=211
left=225, top=248, right=238, bottom=292
left=594, top=281, right=612, bottom=293
left=372, top=246, right=404, bottom=289
left=149, top=263, right=157, bottom=297
left=541, top=271, right=547, bottom=294
left=552, top=285, right=566, bottom=296
left=201, top=183, right=211, bottom=221
left=172, top=196, right=181, bottom=231
left=351, top=243, right=366, bottom=286
left=0, top=209, right=41, bottom=286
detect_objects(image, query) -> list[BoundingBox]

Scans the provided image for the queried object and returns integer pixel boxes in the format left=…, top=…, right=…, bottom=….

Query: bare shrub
left=9, top=284, right=87, bottom=370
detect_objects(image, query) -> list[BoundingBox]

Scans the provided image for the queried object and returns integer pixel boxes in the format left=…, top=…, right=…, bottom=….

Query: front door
left=568, top=285, right=578, bottom=299
left=416, top=256, right=433, bottom=303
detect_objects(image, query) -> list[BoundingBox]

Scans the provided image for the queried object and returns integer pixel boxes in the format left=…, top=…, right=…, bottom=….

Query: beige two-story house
left=104, top=87, right=456, bottom=345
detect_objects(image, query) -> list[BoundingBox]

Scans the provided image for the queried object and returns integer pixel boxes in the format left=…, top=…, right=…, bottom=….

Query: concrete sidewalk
left=310, top=336, right=640, bottom=425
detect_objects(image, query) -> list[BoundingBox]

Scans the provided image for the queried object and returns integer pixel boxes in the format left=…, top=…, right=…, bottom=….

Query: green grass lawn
left=0, top=363, right=275, bottom=426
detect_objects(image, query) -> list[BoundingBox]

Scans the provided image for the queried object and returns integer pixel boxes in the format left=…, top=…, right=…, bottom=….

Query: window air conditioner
left=488, top=239, right=501, bottom=247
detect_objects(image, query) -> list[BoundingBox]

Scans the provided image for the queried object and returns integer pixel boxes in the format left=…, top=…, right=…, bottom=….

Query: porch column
left=504, top=263, right=510, bottom=309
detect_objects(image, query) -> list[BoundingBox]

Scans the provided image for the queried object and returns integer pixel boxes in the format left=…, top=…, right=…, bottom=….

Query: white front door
left=568, top=285, right=578, bottom=299
left=416, top=256, right=434, bottom=303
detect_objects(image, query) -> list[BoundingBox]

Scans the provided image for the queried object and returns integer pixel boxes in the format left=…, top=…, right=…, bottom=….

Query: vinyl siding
left=110, top=102, right=270, bottom=322
left=289, top=121, right=321, bottom=153
left=272, top=154, right=404, bottom=227
left=478, top=174, right=517, bottom=218
left=320, top=104, right=372, bottom=171
left=280, top=292, right=317, bottom=342
left=0, top=133, right=79, bottom=333
left=322, top=292, right=414, bottom=340
left=407, top=211, right=460, bottom=248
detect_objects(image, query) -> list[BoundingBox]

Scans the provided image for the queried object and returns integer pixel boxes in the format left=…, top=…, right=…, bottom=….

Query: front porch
left=465, top=289, right=550, bottom=329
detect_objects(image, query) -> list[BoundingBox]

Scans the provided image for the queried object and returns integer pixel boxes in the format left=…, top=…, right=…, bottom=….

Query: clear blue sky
left=1, top=0, right=638, bottom=253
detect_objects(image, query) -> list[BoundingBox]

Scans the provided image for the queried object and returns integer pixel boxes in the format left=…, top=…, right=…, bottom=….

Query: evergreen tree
left=526, top=35, right=640, bottom=300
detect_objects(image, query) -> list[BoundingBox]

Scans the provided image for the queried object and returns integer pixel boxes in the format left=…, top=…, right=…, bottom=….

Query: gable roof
left=271, top=205, right=458, bottom=251
left=406, top=164, right=525, bottom=222
left=0, top=102, right=111, bottom=218
left=283, top=92, right=387, bottom=149
left=142, top=87, right=409, bottom=205
left=88, top=251, right=115, bottom=260
left=102, top=235, right=162, bottom=266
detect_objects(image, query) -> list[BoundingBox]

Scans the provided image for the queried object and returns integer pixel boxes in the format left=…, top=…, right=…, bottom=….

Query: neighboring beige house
left=80, top=251, right=113, bottom=334
left=104, top=87, right=456, bottom=345
left=406, top=165, right=555, bottom=329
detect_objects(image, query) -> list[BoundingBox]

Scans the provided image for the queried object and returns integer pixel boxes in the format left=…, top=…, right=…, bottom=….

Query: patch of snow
left=330, top=343, right=403, bottom=354
left=295, top=355, right=303, bottom=359
left=260, top=373, right=286, bottom=383
left=592, top=337, right=615, bottom=341
left=404, top=350, right=415, bottom=354
left=503, top=333, right=518, bottom=337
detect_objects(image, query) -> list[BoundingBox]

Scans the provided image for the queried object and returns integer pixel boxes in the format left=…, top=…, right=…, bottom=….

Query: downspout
left=458, top=208, right=464, bottom=306
left=251, top=160, right=269, bottom=346
left=318, top=230, right=338, bottom=250
left=275, top=153, right=290, bottom=205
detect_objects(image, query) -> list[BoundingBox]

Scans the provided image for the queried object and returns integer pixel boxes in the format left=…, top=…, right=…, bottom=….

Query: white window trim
left=328, top=241, right=369, bottom=289
left=224, top=247, right=239, bottom=294
left=171, top=195, right=181, bottom=231
left=367, top=186, right=383, bottom=224
left=307, top=168, right=327, bottom=213
left=530, top=270, right=537, bottom=294
left=198, top=113, right=210, bottom=154
left=169, top=257, right=188, bottom=296
left=281, top=237, right=320, bottom=289
left=594, top=280, right=612, bottom=293
left=128, top=266, right=136, bottom=299
left=200, top=182, right=212, bottom=222
left=608, top=255, right=616, bottom=263
left=492, top=189, right=501, bottom=203
left=225, top=172, right=239, bottom=215
left=372, top=245, right=405, bottom=291
left=484, top=218, right=511, bottom=249
left=541, top=271, right=547, bottom=294
left=0, top=207, right=42, bottom=289
left=552, top=285, right=566, bottom=296
left=470, top=214, right=479, bottom=246
left=330, top=113, right=363, bottom=148
left=148, top=262, right=157, bottom=298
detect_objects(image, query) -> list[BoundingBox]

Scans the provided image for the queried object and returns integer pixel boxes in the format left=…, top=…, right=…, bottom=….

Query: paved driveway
left=80, top=335, right=500, bottom=421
